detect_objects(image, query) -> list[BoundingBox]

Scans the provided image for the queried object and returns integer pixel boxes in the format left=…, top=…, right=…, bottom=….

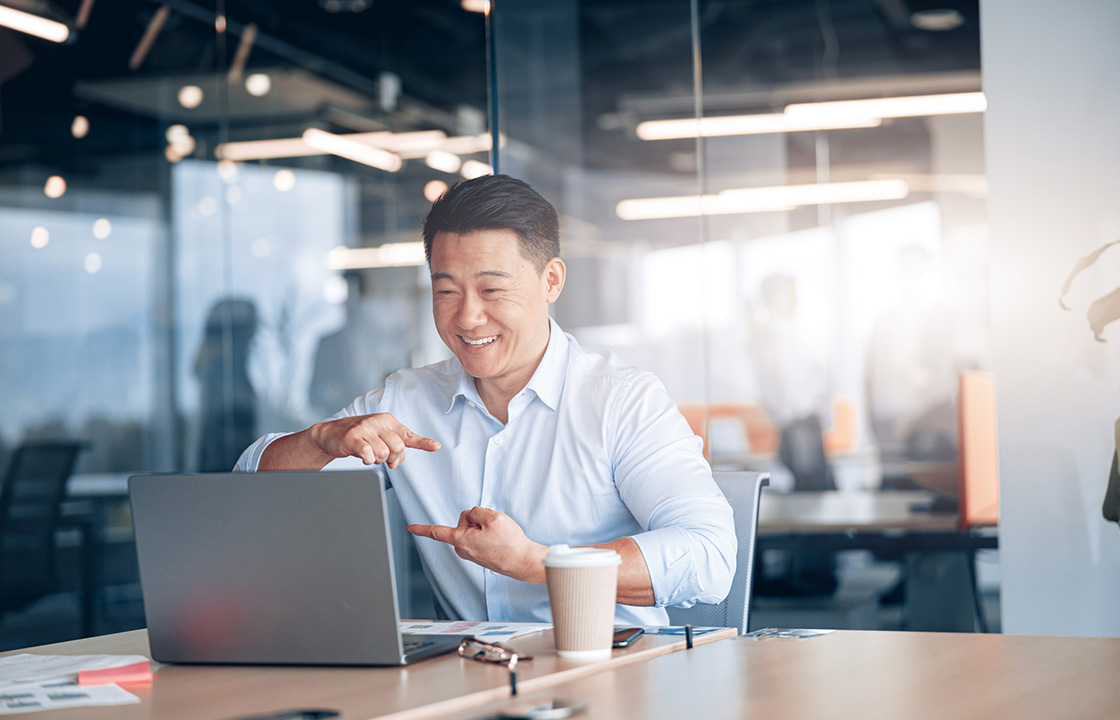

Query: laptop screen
left=130, top=470, right=415, bottom=665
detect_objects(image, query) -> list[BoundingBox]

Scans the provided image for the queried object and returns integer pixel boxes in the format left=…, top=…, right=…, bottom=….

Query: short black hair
left=422, top=174, right=560, bottom=272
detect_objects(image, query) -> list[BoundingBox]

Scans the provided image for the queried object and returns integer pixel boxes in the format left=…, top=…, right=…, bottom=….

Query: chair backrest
left=957, top=370, right=1000, bottom=530
left=666, top=470, right=770, bottom=635
left=778, top=415, right=835, bottom=492
left=0, top=441, right=84, bottom=602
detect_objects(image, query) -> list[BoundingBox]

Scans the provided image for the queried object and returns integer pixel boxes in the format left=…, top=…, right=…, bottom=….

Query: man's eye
left=482, top=288, right=501, bottom=295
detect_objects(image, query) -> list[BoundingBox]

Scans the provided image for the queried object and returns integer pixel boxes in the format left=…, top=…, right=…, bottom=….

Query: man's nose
left=456, top=294, right=486, bottom=329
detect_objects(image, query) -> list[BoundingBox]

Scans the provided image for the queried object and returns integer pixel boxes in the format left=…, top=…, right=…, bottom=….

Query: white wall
left=982, top=0, right=1120, bottom=635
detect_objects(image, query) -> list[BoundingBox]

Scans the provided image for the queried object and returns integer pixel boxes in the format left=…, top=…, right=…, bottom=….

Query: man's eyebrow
left=431, top=269, right=511, bottom=281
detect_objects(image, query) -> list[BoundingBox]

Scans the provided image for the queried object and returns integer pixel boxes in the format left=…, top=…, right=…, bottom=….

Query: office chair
left=666, top=470, right=770, bottom=635
left=0, top=441, right=85, bottom=625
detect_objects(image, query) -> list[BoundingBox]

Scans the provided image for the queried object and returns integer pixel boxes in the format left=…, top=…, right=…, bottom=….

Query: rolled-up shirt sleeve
left=610, top=373, right=737, bottom=608
left=234, top=387, right=388, bottom=472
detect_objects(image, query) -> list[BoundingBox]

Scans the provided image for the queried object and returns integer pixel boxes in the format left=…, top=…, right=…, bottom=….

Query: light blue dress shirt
left=237, top=318, right=736, bottom=626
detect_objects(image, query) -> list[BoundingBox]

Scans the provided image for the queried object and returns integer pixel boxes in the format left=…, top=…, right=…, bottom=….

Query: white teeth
left=462, top=335, right=498, bottom=347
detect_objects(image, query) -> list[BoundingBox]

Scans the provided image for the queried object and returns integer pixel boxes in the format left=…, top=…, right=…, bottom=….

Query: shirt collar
left=446, top=316, right=568, bottom=414
left=524, top=316, right=567, bottom=412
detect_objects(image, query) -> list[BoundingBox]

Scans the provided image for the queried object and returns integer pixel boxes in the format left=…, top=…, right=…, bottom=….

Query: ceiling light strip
left=0, top=5, right=70, bottom=42
left=637, top=92, right=987, bottom=141
left=227, top=23, right=258, bottom=84
left=129, top=5, right=171, bottom=70
left=302, top=129, right=403, bottom=172
left=637, top=113, right=881, bottom=141
left=215, top=131, right=489, bottom=162
left=75, top=0, right=95, bottom=29
left=783, top=92, right=988, bottom=121
left=215, top=138, right=319, bottom=161
left=326, top=243, right=426, bottom=270
left=616, top=180, right=910, bottom=220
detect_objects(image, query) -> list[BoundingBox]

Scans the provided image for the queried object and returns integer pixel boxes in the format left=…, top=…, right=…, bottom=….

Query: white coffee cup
left=543, top=545, right=621, bottom=661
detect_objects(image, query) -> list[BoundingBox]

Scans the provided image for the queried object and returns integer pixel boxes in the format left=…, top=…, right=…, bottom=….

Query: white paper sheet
left=0, top=653, right=150, bottom=688
left=0, top=681, right=140, bottom=714
left=0, top=654, right=149, bottom=714
left=399, top=621, right=552, bottom=643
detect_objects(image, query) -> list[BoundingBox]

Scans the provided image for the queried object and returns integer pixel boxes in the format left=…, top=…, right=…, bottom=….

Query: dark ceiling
left=0, top=0, right=981, bottom=178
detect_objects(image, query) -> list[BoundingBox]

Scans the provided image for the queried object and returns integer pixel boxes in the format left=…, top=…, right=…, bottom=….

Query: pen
left=230, top=710, right=339, bottom=720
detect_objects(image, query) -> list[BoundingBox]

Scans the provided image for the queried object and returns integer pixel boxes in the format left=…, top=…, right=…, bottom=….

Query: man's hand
left=258, top=413, right=440, bottom=470
left=407, top=507, right=547, bottom=584
left=308, top=413, right=440, bottom=468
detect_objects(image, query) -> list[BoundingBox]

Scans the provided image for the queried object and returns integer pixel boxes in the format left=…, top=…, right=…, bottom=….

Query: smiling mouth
left=460, top=334, right=499, bottom=347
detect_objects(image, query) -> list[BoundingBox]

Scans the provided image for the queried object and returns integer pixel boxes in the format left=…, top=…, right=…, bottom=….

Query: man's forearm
left=499, top=535, right=654, bottom=606
left=591, top=536, right=655, bottom=606
left=258, top=428, right=333, bottom=471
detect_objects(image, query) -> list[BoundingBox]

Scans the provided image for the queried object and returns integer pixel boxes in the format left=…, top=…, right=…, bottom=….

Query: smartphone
left=611, top=627, right=645, bottom=648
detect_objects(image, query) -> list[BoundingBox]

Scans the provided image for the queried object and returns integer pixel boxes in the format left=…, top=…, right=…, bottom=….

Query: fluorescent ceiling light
left=637, top=91, right=986, bottom=141
left=461, top=159, right=492, bottom=179
left=326, top=242, right=426, bottom=270
left=425, top=150, right=462, bottom=174
left=75, top=0, right=94, bottom=29
left=460, top=0, right=490, bottom=14
left=637, top=113, right=881, bottom=141
left=216, top=137, right=320, bottom=161
left=215, top=130, right=488, bottom=162
left=227, top=22, right=258, bottom=84
left=374, top=130, right=448, bottom=155
left=0, top=4, right=70, bottom=42
left=616, top=180, right=910, bottom=220
left=784, top=92, right=987, bottom=121
left=302, top=129, right=403, bottom=172
left=129, top=5, right=170, bottom=70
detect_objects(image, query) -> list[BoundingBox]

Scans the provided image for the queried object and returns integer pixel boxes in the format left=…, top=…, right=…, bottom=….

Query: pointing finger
left=403, top=430, right=441, bottom=452
left=407, top=523, right=457, bottom=546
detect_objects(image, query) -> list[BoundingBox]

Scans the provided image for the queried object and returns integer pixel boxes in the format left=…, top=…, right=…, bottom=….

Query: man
left=236, top=174, right=735, bottom=626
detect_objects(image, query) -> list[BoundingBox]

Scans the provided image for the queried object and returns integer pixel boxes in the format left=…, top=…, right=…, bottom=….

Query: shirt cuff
left=629, top=526, right=715, bottom=609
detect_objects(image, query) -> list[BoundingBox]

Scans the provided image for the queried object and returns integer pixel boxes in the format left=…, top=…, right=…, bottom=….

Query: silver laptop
left=128, top=470, right=465, bottom=665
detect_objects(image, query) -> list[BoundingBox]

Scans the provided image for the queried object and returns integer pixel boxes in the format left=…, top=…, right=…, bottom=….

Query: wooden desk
left=1, top=626, right=733, bottom=720
left=758, top=489, right=959, bottom=534
left=440, top=630, right=1120, bottom=720
left=756, top=490, right=997, bottom=632
left=66, top=473, right=132, bottom=499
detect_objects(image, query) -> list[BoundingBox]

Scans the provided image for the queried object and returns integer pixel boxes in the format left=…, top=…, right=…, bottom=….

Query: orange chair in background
left=957, top=370, right=1000, bottom=529
left=678, top=403, right=779, bottom=460
left=823, top=398, right=856, bottom=454
left=678, top=399, right=855, bottom=461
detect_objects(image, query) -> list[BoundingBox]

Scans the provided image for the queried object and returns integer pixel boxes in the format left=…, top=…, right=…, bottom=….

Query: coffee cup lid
left=542, top=544, right=622, bottom=568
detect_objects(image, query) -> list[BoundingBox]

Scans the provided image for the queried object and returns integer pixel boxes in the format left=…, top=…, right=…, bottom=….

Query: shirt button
left=493, top=435, right=503, bottom=446
left=467, top=401, right=476, bottom=408
left=486, top=503, right=496, bottom=510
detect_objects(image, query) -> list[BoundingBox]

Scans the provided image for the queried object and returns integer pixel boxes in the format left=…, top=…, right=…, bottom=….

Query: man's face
left=430, top=228, right=565, bottom=397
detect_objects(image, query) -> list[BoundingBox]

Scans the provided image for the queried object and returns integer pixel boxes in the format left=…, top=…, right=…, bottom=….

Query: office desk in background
left=756, top=489, right=997, bottom=632
left=6, top=629, right=1119, bottom=720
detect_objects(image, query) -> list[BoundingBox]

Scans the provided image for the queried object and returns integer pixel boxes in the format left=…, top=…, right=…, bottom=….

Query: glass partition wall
left=491, top=0, right=990, bottom=492
left=1, top=2, right=489, bottom=476
left=1, top=0, right=988, bottom=482
left=0, top=0, right=989, bottom=637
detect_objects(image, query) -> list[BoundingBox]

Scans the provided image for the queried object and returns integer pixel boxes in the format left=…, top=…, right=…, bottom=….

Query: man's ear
left=543, top=257, right=566, bottom=303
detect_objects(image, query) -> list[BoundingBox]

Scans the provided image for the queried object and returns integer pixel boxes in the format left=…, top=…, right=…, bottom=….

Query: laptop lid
left=129, top=470, right=460, bottom=666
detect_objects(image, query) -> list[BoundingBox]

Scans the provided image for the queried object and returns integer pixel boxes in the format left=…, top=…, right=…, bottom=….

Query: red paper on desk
left=77, top=660, right=152, bottom=686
